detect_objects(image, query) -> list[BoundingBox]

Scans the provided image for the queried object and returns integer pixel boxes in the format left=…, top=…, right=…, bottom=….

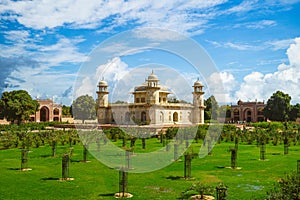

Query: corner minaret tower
left=97, top=79, right=109, bottom=123
left=192, top=79, right=205, bottom=124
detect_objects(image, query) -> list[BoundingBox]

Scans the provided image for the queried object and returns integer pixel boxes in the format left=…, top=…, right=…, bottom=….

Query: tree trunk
left=21, top=149, right=28, bottom=170
left=119, top=169, right=128, bottom=196
left=62, top=154, right=69, bottom=180
left=230, top=148, right=237, bottom=169
left=260, top=143, right=266, bottom=160
left=52, top=141, right=57, bottom=157
left=83, top=144, right=88, bottom=162
left=142, top=138, right=146, bottom=149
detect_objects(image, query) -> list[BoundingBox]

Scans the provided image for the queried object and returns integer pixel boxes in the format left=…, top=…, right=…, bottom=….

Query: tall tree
left=289, top=103, right=300, bottom=121
left=204, top=95, right=219, bottom=120
left=0, top=90, right=39, bottom=124
left=72, top=95, right=96, bottom=123
left=62, top=105, right=72, bottom=117
left=264, top=91, right=291, bottom=121
left=218, top=105, right=231, bottom=119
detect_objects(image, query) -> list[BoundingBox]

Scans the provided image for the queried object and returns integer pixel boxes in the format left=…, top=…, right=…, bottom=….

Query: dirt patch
left=114, top=192, right=133, bottom=198
left=190, top=194, right=215, bottom=199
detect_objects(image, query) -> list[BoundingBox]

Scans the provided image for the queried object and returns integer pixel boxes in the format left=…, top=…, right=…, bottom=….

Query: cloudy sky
left=0, top=0, right=300, bottom=105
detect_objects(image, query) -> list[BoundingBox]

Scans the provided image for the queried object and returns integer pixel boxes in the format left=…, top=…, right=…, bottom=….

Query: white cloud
left=267, top=38, right=295, bottom=50
left=73, top=57, right=131, bottom=101
left=4, top=30, right=30, bottom=42
left=225, top=0, right=257, bottom=14
left=245, top=20, right=277, bottom=29
left=0, top=0, right=227, bottom=35
left=95, top=57, right=129, bottom=83
left=133, top=28, right=186, bottom=42
left=5, top=67, right=77, bottom=105
left=75, top=77, right=95, bottom=98
left=224, top=42, right=257, bottom=51
left=207, top=71, right=238, bottom=103
left=287, top=37, right=300, bottom=66
left=234, top=37, right=300, bottom=103
left=207, top=38, right=296, bottom=52
left=37, top=37, right=87, bottom=66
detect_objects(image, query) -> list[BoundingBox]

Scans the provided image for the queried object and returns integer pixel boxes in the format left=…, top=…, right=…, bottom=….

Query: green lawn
left=0, top=138, right=299, bottom=199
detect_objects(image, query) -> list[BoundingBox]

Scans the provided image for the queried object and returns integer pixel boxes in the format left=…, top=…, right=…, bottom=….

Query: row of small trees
left=2, top=122, right=299, bottom=153
left=0, top=129, right=80, bottom=150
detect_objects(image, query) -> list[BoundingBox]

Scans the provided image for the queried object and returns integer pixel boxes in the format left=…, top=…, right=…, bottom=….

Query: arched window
left=53, top=108, right=59, bottom=115
left=233, top=109, right=239, bottom=115
left=173, top=112, right=178, bottom=122
left=141, top=111, right=146, bottom=122
left=125, top=112, right=130, bottom=123
left=112, top=112, right=115, bottom=123
left=160, top=111, right=164, bottom=123
left=257, top=108, right=264, bottom=115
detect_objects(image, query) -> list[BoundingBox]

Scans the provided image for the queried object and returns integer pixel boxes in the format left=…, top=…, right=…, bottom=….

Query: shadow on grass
left=70, top=159, right=81, bottom=163
left=40, top=154, right=53, bottom=158
left=8, top=168, right=20, bottom=170
left=166, top=175, right=182, bottom=180
left=98, top=193, right=115, bottom=197
left=41, top=177, right=60, bottom=181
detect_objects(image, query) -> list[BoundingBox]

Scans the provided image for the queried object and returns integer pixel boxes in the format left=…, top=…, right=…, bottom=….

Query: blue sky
left=0, top=0, right=300, bottom=105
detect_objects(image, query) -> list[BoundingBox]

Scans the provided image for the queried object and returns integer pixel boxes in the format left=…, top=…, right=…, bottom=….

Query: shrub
left=266, top=172, right=300, bottom=200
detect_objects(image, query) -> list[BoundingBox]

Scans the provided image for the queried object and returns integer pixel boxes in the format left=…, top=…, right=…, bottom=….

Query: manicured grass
left=0, top=138, right=299, bottom=199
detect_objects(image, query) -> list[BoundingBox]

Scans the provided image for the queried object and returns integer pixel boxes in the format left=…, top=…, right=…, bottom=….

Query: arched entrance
left=40, top=106, right=49, bottom=122
left=173, top=112, right=178, bottom=122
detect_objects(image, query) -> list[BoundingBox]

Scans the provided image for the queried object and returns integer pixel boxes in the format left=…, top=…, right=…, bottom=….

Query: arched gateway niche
left=244, top=109, right=252, bottom=122
left=40, top=106, right=49, bottom=122
left=141, top=111, right=146, bottom=122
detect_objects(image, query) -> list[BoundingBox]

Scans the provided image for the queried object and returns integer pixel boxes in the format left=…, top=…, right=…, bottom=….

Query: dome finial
left=147, top=70, right=158, bottom=81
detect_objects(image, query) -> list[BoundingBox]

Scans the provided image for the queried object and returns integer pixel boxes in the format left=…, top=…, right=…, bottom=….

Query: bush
left=266, top=172, right=300, bottom=200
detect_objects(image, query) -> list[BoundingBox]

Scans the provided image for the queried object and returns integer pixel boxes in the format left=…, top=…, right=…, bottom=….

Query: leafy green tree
left=0, top=90, right=39, bottom=124
left=71, top=95, right=96, bottom=123
left=264, top=91, right=291, bottom=121
left=62, top=105, right=72, bottom=117
left=204, top=95, right=219, bottom=120
left=289, top=103, right=300, bottom=121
